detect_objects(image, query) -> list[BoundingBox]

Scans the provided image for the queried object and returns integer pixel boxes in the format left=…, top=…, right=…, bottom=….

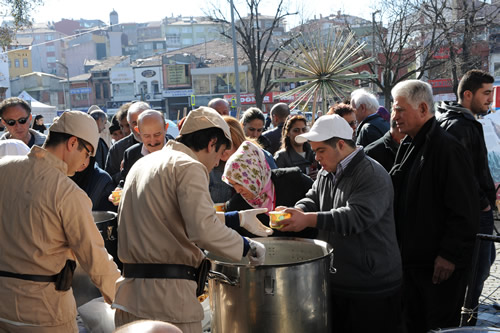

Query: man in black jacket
left=351, top=89, right=389, bottom=147
left=390, top=80, right=479, bottom=332
left=437, top=69, right=496, bottom=325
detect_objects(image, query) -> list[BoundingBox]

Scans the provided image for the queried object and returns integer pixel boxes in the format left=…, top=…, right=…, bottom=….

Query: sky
left=29, top=0, right=379, bottom=30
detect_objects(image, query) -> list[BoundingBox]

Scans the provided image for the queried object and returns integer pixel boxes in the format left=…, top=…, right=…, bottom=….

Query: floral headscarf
left=222, top=140, right=275, bottom=212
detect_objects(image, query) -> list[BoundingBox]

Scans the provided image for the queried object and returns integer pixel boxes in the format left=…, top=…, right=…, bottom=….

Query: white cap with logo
left=295, top=114, right=353, bottom=144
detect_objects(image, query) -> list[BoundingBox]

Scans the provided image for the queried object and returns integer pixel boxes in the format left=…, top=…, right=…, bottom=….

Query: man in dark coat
left=351, top=89, right=389, bottom=147
left=437, top=69, right=496, bottom=325
left=262, top=103, right=290, bottom=155
left=364, top=113, right=406, bottom=172
left=390, top=80, right=479, bottom=332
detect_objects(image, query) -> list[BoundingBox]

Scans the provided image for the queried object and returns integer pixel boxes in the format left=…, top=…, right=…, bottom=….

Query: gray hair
left=391, top=80, right=435, bottom=114
left=350, top=89, right=379, bottom=112
left=127, top=101, right=151, bottom=123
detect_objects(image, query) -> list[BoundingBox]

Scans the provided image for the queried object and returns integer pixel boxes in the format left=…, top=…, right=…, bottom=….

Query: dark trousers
left=466, top=209, right=496, bottom=325
left=331, top=288, right=402, bottom=333
left=402, top=267, right=468, bottom=332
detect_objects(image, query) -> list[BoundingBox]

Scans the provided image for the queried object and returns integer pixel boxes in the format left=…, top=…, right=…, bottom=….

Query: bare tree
left=0, top=0, right=43, bottom=50
left=206, top=0, right=297, bottom=109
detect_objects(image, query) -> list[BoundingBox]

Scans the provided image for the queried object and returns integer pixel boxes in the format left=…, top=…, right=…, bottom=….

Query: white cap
left=0, top=139, right=30, bottom=157
left=295, top=114, right=353, bottom=144
left=49, top=111, right=99, bottom=156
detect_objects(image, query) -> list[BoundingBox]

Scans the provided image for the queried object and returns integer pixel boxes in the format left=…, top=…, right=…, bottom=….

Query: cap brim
left=295, top=131, right=327, bottom=143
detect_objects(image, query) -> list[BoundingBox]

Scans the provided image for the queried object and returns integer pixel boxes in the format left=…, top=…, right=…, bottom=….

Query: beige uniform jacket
left=114, top=141, right=244, bottom=324
left=0, top=146, right=120, bottom=327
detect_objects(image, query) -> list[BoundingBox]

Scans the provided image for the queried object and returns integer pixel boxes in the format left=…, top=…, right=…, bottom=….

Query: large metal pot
left=207, top=237, right=334, bottom=333
left=72, top=211, right=118, bottom=307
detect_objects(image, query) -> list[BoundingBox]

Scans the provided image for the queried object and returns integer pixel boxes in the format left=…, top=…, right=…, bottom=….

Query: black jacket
left=105, top=134, right=139, bottom=185
left=437, top=101, right=496, bottom=210
left=274, top=143, right=316, bottom=174
left=390, top=118, right=479, bottom=269
left=226, top=167, right=317, bottom=239
left=356, top=113, right=389, bottom=147
left=95, top=137, right=109, bottom=170
left=262, top=122, right=285, bottom=155
left=120, top=143, right=144, bottom=184
left=364, top=130, right=399, bottom=172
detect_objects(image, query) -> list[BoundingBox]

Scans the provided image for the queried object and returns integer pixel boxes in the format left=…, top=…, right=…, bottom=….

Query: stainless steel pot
left=207, top=237, right=334, bottom=333
left=72, top=211, right=118, bottom=307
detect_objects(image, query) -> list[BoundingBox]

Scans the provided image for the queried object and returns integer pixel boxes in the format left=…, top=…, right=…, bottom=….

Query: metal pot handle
left=329, top=252, right=337, bottom=274
left=208, top=270, right=238, bottom=286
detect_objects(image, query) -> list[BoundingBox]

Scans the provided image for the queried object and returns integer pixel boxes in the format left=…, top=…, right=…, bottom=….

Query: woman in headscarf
left=222, top=140, right=317, bottom=239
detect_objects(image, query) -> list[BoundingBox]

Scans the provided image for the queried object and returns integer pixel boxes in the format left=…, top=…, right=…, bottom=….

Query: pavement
left=475, top=218, right=500, bottom=328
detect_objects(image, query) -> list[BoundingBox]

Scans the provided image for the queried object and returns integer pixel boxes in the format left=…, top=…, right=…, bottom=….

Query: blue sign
left=70, top=87, right=92, bottom=95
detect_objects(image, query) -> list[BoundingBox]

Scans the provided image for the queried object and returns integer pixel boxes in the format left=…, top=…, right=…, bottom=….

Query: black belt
left=0, top=270, right=58, bottom=283
left=122, top=263, right=197, bottom=281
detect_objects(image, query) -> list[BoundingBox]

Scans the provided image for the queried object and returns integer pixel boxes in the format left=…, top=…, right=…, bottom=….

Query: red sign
left=224, top=93, right=274, bottom=105
left=494, top=86, right=500, bottom=110
left=433, top=47, right=463, bottom=59
left=428, top=79, right=452, bottom=88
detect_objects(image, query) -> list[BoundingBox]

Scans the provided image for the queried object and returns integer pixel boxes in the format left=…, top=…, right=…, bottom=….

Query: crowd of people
left=0, top=69, right=496, bottom=333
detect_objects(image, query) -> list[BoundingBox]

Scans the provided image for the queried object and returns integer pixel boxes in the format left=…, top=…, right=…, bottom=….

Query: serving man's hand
left=275, top=206, right=317, bottom=232
left=432, top=256, right=455, bottom=284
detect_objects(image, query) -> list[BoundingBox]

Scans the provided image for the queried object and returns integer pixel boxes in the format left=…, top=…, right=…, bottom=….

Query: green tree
left=0, top=0, right=43, bottom=50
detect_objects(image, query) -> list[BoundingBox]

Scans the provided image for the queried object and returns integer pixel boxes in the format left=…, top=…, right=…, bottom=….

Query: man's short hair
left=350, top=89, right=379, bottom=112
left=391, top=80, right=435, bottom=114
left=270, top=103, right=290, bottom=121
left=89, top=110, right=107, bottom=122
left=127, top=101, right=151, bottom=123
left=458, top=69, right=494, bottom=100
left=329, top=103, right=355, bottom=117
left=178, top=127, right=231, bottom=152
left=0, top=97, right=31, bottom=118
left=241, top=107, right=265, bottom=125
left=324, top=136, right=356, bottom=149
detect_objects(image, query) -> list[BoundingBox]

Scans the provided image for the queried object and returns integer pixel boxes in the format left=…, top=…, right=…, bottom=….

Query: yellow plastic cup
left=112, top=189, right=122, bottom=204
left=269, top=211, right=291, bottom=229
left=214, top=203, right=226, bottom=212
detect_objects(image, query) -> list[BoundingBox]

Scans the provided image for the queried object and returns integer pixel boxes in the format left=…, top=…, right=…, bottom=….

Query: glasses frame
left=3, top=116, right=30, bottom=127
left=77, top=138, right=92, bottom=158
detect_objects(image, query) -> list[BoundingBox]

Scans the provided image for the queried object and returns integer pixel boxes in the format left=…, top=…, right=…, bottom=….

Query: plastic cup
left=269, top=211, right=291, bottom=229
left=214, top=203, right=226, bottom=212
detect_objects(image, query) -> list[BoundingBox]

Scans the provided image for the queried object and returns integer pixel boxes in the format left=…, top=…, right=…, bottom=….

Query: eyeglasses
left=348, top=120, right=358, bottom=127
left=291, top=127, right=308, bottom=133
left=3, top=116, right=29, bottom=127
left=77, top=138, right=92, bottom=159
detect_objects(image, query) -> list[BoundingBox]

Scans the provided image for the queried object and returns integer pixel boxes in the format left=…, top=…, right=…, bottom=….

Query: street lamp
left=56, top=61, right=72, bottom=110
left=230, top=0, right=241, bottom=117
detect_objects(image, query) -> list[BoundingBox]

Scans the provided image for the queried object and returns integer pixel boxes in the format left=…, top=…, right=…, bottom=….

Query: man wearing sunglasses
left=0, top=111, right=120, bottom=332
left=0, top=97, right=46, bottom=148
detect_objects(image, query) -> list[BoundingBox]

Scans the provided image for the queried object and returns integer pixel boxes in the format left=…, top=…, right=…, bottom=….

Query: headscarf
left=222, top=140, right=275, bottom=212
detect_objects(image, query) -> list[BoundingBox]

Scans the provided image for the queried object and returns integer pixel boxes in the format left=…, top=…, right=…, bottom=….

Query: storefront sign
left=141, top=70, right=157, bottom=78
left=163, top=89, right=194, bottom=98
left=224, top=92, right=273, bottom=105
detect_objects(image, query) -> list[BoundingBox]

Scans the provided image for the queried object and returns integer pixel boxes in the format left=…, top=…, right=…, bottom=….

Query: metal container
left=72, top=211, right=118, bottom=307
left=208, top=237, right=334, bottom=333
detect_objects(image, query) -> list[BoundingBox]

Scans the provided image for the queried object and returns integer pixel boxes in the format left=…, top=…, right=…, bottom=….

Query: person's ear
left=134, top=126, right=140, bottom=134
left=207, top=137, right=218, bottom=153
left=420, top=102, right=429, bottom=115
left=67, top=136, right=78, bottom=152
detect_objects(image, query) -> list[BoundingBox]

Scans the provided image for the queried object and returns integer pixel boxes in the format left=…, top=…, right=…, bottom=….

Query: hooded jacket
left=437, top=101, right=496, bottom=210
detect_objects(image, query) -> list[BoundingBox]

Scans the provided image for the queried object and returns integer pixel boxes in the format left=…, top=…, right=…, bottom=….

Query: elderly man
left=119, top=110, right=171, bottom=183
left=437, top=70, right=496, bottom=325
left=277, top=114, right=403, bottom=333
left=350, top=89, right=388, bottom=147
left=0, top=97, right=46, bottom=147
left=208, top=98, right=230, bottom=116
left=390, top=80, right=478, bottom=331
left=0, top=111, right=120, bottom=332
left=89, top=107, right=109, bottom=169
left=113, top=107, right=271, bottom=332
left=105, top=101, right=149, bottom=185
left=262, top=102, right=290, bottom=155
left=364, top=112, right=406, bottom=172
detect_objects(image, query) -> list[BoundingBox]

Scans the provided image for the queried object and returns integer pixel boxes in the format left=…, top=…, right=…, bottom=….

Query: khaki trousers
left=0, top=320, right=77, bottom=333
left=114, top=308, right=202, bottom=333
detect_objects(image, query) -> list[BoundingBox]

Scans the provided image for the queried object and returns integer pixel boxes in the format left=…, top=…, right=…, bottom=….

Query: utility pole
left=56, top=61, right=72, bottom=110
left=372, top=10, right=380, bottom=93
left=230, top=0, right=241, bottom=116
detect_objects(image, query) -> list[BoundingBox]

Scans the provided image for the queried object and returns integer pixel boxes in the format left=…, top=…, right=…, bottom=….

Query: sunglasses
left=348, top=120, right=358, bottom=127
left=291, top=127, right=308, bottom=133
left=3, top=116, right=29, bottom=127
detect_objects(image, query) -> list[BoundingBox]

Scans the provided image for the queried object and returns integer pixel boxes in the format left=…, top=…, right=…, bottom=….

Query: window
left=45, top=34, right=53, bottom=41
left=143, top=43, right=153, bottom=50
left=495, top=63, right=500, bottom=78
left=182, top=38, right=192, bottom=45
left=95, top=83, right=101, bottom=99
left=46, top=56, right=56, bottom=63
left=46, top=45, right=55, bottom=52
left=14, top=59, right=20, bottom=68
left=23, top=58, right=28, bottom=67
left=195, top=26, right=205, bottom=33
left=182, top=27, right=192, bottom=33
left=8, top=59, right=11, bottom=68
left=166, top=35, right=180, bottom=45
left=152, top=80, right=159, bottom=94
left=140, top=81, right=148, bottom=94
left=193, top=75, right=210, bottom=94
left=103, top=83, right=109, bottom=99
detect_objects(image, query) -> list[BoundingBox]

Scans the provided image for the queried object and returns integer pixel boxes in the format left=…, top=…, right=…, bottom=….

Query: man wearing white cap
left=0, top=111, right=121, bottom=332
left=277, top=114, right=403, bottom=333
left=113, top=106, right=271, bottom=333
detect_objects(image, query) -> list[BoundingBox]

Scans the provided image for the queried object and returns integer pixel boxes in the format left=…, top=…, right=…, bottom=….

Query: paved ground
left=475, top=219, right=500, bottom=328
